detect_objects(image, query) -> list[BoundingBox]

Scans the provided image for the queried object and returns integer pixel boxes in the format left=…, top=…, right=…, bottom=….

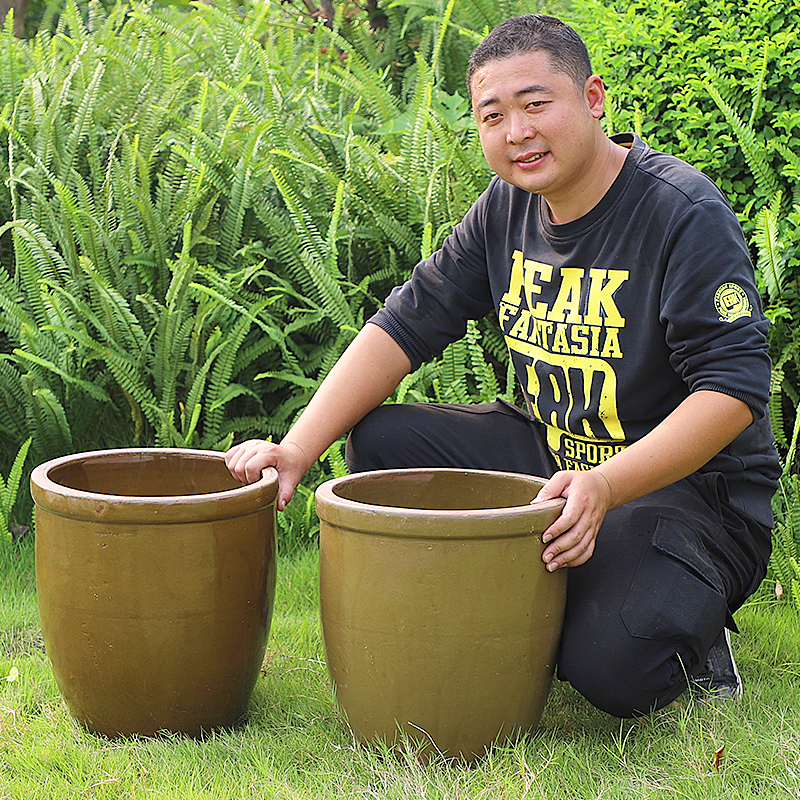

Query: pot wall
left=316, top=468, right=566, bottom=761
left=31, top=448, right=277, bottom=738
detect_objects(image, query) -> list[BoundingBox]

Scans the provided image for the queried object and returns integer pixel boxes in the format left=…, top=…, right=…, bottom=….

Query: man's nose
left=506, top=111, right=536, bottom=144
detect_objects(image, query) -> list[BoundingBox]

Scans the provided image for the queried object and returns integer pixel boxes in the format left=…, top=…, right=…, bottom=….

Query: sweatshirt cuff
left=694, top=383, right=767, bottom=421
left=367, top=310, right=430, bottom=372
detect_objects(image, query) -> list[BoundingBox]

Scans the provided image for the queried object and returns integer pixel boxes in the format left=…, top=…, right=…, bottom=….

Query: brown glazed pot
left=30, top=448, right=278, bottom=738
left=315, top=468, right=567, bottom=761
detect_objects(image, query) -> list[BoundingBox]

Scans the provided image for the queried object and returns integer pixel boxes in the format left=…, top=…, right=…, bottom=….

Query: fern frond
left=321, top=439, right=348, bottom=479
left=748, top=38, right=769, bottom=128
left=702, top=75, right=780, bottom=197
left=60, top=60, right=104, bottom=184
left=319, top=33, right=402, bottom=123
left=79, top=267, right=149, bottom=354
left=465, top=319, right=499, bottom=402
left=0, top=437, right=32, bottom=535
left=152, top=311, right=194, bottom=427
left=0, top=266, right=33, bottom=339
left=438, top=336, right=470, bottom=404
left=0, top=219, right=71, bottom=286
left=429, top=0, right=456, bottom=80
left=270, top=165, right=354, bottom=328
left=181, top=334, right=254, bottom=445
left=22, top=378, right=74, bottom=455
left=404, top=53, right=434, bottom=212
left=255, top=371, right=320, bottom=390
left=0, top=358, right=29, bottom=443
left=203, top=310, right=262, bottom=442
left=753, top=191, right=785, bottom=301
left=219, top=122, right=270, bottom=268
left=767, top=139, right=800, bottom=210
left=355, top=208, right=420, bottom=260
left=11, top=349, right=110, bottom=403
left=97, top=346, right=160, bottom=431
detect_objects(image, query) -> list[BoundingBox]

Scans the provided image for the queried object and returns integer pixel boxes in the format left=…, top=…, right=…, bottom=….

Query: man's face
left=470, top=50, right=605, bottom=207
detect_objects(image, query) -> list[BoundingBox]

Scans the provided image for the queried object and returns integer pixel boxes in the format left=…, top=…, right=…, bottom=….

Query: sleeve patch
left=714, top=282, right=752, bottom=323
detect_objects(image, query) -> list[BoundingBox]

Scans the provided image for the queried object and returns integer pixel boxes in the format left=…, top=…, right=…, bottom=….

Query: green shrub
left=3, top=0, right=798, bottom=571
left=571, top=0, right=800, bottom=228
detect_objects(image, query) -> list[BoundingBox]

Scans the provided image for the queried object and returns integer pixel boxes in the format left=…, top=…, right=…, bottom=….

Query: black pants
left=345, top=400, right=771, bottom=717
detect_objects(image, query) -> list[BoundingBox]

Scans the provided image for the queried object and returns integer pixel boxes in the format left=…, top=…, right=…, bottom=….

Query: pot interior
left=332, top=470, right=544, bottom=511
left=45, top=452, right=240, bottom=498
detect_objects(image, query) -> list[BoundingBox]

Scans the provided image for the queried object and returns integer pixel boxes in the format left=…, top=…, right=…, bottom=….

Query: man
left=226, top=15, right=779, bottom=717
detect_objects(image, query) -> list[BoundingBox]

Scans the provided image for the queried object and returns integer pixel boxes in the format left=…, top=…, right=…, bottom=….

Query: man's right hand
left=224, top=439, right=309, bottom=511
left=224, top=324, right=412, bottom=514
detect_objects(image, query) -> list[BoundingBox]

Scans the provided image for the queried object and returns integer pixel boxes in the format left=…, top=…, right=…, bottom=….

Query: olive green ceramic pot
left=316, top=468, right=567, bottom=761
left=31, top=448, right=278, bottom=738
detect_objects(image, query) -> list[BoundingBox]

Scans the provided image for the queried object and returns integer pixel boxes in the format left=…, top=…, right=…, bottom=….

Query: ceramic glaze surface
left=316, top=468, right=567, bottom=761
left=31, top=448, right=278, bottom=738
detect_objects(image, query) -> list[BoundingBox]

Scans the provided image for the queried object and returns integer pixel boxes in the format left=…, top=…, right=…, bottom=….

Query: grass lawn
left=1, top=536, right=799, bottom=799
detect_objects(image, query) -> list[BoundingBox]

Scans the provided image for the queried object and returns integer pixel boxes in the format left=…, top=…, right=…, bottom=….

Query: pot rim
left=30, top=448, right=278, bottom=523
left=315, top=467, right=565, bottom=539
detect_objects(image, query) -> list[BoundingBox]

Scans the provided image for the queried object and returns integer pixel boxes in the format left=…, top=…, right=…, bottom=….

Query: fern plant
left=0, top=3, right=283, bottom=467
left=0, top=0, right=554, bottom=514
left=394, top=320, right=521, bottom=406
left=574, top=0, right=800, bottom=223
left=769, top=405, right=800, bottom=610
left=772, top=472, right=800, bottom=611
left=0, top=438, right=31, bottom=544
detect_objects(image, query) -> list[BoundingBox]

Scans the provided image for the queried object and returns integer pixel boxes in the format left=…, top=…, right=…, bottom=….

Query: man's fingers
left=532, top=471, right=571, bottom=503
left=224, top=440, right=278, bottom=484
left=543, top=524, right=596, bottom=570
left=546, top=538, right=596, bottom=571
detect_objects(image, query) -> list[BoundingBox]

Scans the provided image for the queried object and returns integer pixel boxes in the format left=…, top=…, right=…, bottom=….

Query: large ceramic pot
left=316, top=468, right=566, bottom=761
left=31, top=448, right=278, bottom=738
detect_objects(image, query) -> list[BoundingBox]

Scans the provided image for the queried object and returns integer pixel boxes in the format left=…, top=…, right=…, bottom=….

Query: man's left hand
left=531, top=470, right=614, bottom=571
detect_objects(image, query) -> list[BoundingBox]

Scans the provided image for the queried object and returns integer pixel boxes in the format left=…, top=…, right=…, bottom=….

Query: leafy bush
left=571, top=0, right=800, bottom=227
left=3, top=0, right=799, bottom=565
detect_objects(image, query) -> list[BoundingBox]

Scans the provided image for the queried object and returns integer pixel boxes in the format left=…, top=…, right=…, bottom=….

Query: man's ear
left=585, top=75, right=606, bottom=120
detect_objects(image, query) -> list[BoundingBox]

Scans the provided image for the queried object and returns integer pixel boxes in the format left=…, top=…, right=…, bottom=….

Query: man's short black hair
left=467, top=14, right=593, bottom=96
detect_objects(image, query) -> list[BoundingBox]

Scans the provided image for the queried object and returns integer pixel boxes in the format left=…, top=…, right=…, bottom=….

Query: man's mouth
left=515, top=152, right=547, bottom=164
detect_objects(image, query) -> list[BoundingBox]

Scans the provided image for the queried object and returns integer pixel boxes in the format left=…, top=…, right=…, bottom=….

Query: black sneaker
left=691, top=628, right=742, bottom=702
